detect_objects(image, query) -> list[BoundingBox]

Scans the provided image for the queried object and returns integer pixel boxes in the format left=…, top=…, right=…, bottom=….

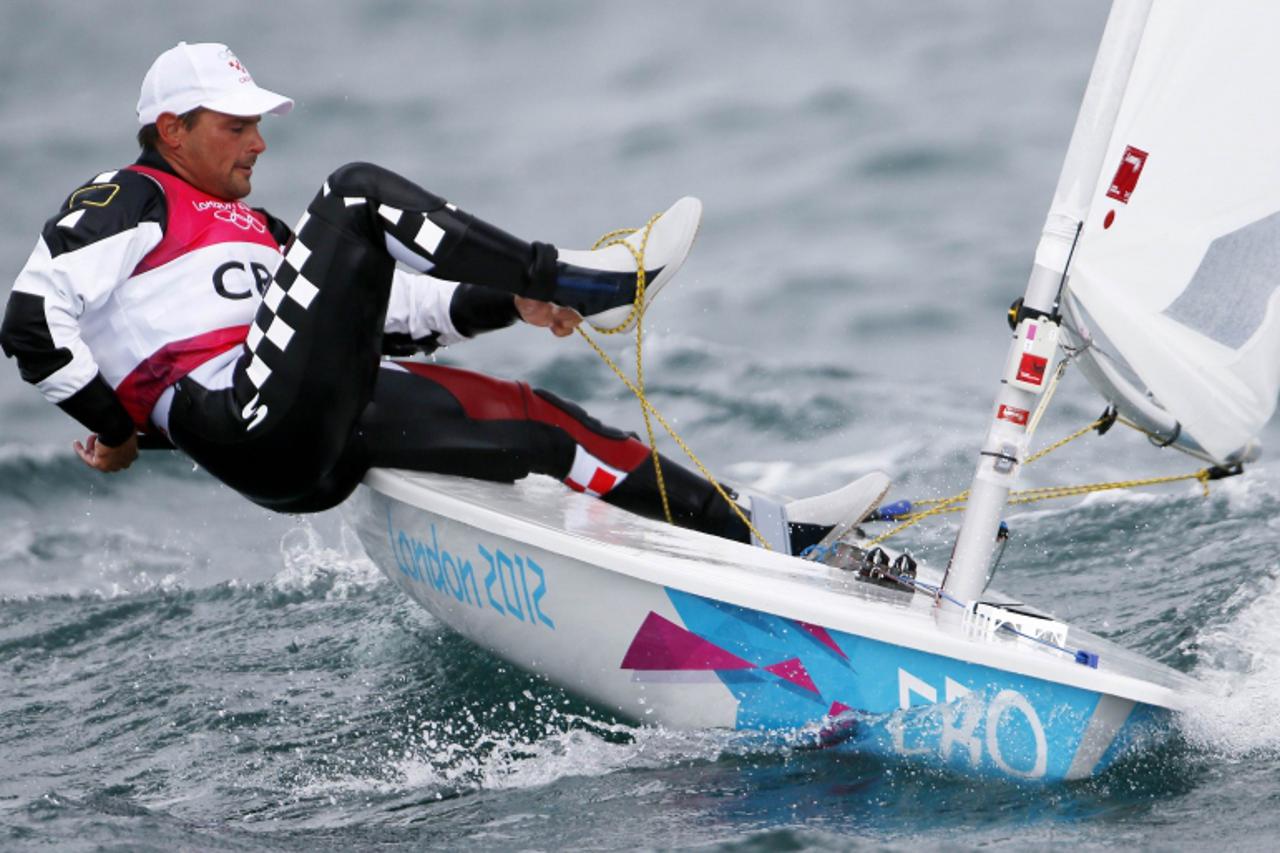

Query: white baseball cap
left=137, top=42, right=294, bottom=125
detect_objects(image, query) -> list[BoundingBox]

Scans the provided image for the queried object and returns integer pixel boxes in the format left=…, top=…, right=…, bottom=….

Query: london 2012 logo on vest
left=212, top=207, right=267, bottom=234
left=190, top=199, right=267, bottom=234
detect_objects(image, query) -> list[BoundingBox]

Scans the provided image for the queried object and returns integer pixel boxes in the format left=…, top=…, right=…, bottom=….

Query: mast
left=939, top=0, right=1154, bottom=606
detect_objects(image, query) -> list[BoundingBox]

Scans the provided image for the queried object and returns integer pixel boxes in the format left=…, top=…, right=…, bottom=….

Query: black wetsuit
left=3, top=154, right=752, bottom=542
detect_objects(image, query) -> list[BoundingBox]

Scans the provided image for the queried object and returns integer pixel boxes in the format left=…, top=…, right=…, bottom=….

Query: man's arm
left=382, top=272, right=516, bottom=355
left=382, top=272, right=580, bottom=355
left=1, top=169, right=165, bottom=461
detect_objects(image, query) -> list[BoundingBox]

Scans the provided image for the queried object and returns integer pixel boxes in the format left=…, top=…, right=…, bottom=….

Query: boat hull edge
left=347, top=485, right=1170, bottom=782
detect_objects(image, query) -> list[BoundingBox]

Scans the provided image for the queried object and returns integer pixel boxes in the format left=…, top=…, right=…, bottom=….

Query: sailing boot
left=607, top=457, right=891, bottom=556
left=749, top=471, right=893, bottom=556
left=552, top=196, right=702, bottom=332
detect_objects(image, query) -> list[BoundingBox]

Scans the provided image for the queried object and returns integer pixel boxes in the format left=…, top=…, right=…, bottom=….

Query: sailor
left=1, top=42, right=887, bottom=555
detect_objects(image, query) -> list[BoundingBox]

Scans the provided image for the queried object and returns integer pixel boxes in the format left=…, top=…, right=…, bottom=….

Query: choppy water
left=4, top=2, right=1280, bottom=849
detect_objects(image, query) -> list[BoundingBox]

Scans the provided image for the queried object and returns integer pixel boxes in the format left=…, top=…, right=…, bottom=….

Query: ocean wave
left=0, top=442, right=210, bottom=504
left=0, top=443, right=102, bottom=503
left=291, top=710, right=688, bottom=803
left=0, top=520, right=193, bottom=602
left=0, top=518, right=385, bottom=607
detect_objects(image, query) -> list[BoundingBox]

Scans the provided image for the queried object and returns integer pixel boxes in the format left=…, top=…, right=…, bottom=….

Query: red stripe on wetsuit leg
left=395, top=361, right=651, bottom=472
left=115, top=325, right=250, bottom=426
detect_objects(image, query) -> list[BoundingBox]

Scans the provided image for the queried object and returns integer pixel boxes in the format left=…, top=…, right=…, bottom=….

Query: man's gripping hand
left=74, top=433, right=139, bottom=473
left=514, top=296, right=582, bottom=338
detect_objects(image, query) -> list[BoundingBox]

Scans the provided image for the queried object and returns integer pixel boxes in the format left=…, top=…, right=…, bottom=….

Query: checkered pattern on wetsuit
left=237, top=178, right=463, bottom=422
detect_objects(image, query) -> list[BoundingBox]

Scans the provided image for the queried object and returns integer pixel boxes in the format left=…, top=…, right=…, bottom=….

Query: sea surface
left=3, top=2, right=1280, bottom=850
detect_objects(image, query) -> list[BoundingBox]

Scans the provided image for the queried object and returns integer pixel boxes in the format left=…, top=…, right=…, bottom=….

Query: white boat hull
left=346, top=469, right=1198, bottom=783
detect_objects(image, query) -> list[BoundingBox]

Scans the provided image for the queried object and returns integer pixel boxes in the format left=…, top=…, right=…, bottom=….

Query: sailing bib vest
left=88, top=165, right=283, bottom=427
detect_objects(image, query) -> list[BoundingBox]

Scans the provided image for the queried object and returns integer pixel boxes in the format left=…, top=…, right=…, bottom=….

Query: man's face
left=164, top=110, right=266, bottom=200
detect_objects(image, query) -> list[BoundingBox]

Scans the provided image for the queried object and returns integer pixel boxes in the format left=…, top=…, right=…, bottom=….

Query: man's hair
left=136, top=107, right=206, bottom=149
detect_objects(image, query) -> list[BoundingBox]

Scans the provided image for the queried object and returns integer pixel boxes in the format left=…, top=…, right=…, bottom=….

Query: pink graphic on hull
left=620, top=612, right=756, bottom=671
left=816, top=700, right=859, bottom=747
left=797, top=621, right=848, bottom=659
left=764, top=658, right=819, bottom=693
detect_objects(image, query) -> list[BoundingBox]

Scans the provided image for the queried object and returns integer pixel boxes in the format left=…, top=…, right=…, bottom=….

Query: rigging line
left=864, top=415, right=1209, bottom=546
left=894, top=468, right=1213, bottom=521
left=1021, top=415, right=1107, bottom=466
left=863, top=494, right=966, bottom=547
left=1025, top=347, right=1075, bottom=437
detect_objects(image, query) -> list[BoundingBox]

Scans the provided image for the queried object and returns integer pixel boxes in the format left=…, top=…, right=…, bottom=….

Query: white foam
left=474, top=722, right=728, bottom=791
left=1182, top=572, right=1280, bottom=757
left=272, top=521, right=385, bottom=599
left=292, top=703, right=757, bottom=805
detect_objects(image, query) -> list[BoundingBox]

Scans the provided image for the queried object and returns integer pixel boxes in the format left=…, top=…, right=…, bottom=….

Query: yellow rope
left=584, top=216, right=673, bottom=525
left=865, top=414, right=1214, bottom=547
left=905, top=470, right=1210, bottom=518
left=865, top=492, right=969, bottom=548
left=585, top=221, right=657, bottom=336
left=1023, top=417, right=1106, bottom=466
left=578, top=216, right=774, bottom=549
left=576, top=328, right=772, bottom=548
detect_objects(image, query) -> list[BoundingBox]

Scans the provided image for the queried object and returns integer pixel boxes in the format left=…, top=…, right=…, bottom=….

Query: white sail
left=1062, top=1, right=1280, bottom=462
left=941, top=0, right=1156, bottom=602
left=1034, top=0, right=1152, bottom=279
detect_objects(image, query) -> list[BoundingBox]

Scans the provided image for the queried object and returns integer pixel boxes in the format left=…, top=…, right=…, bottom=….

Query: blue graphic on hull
left=663, top=588, right=1168, bottom=781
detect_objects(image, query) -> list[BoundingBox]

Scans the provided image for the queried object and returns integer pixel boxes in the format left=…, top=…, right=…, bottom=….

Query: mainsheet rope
left=576, top=216, right=774, bottom=550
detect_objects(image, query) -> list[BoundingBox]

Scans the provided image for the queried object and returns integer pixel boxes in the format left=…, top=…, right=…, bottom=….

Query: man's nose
left=247, top=125, right=267, bottom=155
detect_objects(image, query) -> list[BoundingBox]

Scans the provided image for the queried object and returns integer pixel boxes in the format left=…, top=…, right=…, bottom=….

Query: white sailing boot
left=747, top=471, right=893, bottom=556
left=553, top=196, right=702, bottom=333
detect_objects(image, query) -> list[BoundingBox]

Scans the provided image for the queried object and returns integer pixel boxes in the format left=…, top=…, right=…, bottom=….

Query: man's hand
left=74, top=433, right=139, bottom=473
left=514, top=296, right=582, bottom=338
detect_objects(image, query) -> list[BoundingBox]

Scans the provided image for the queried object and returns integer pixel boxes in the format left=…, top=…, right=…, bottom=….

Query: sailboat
left=344, top=0, right=1280, bottom=782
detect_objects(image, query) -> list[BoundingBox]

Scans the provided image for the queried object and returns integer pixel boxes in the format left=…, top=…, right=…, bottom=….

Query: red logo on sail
left=1016, top=353, right=1047, bottom=386
left=997, top=404, right=1030, bottom=426
left=1106, top=146, right=1148, bottom=204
